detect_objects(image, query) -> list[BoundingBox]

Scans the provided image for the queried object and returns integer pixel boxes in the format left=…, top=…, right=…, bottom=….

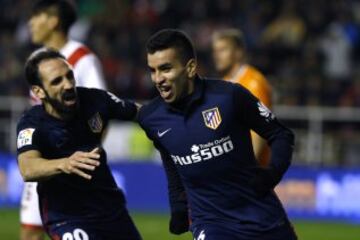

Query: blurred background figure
left=212, top=28, right=272, bottom=167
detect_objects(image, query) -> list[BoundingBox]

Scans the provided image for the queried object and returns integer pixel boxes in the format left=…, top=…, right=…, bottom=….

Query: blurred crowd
left=1, top=0, right=360, bottom=106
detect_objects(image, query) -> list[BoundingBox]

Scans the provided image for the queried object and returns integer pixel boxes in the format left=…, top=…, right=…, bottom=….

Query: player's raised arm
left=233, top=85, right=295, bottom=195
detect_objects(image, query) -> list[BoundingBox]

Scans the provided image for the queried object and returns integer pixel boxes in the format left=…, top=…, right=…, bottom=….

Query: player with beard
left=17, top=48, right=141, bottom=240
left=22, top=1, right=106, bottom=239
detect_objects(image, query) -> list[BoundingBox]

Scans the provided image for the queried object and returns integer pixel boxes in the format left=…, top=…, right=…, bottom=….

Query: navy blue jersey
left=138, top=76, right=295, bottom=237
left=16, top=87, right=137, bottom=227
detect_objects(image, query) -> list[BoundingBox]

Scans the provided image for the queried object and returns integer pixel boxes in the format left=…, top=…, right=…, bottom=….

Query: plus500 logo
left=171, top=139, right=234, bottom=165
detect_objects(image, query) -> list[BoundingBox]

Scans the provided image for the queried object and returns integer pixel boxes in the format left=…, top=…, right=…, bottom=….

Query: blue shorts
left=45, top=210, right=141, bottom=240
left=192, top=220, right=297, bottom=240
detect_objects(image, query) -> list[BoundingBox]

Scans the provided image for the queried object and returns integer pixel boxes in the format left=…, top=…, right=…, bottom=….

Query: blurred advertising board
left=1, top=154, right=360, bottom=222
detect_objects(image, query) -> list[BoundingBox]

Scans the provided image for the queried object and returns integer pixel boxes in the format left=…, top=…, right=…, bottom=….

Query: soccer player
left=17, top=49, right=141, bottom=240
left=138, top=29, right=297, bottom=240
left=212, top=29, right=272, bottom=167
left=22, top=1, right=106, bottom=239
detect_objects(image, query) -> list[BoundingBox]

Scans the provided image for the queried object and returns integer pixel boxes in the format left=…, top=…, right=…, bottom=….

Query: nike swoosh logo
left=157, top=128, right=172, bottom=138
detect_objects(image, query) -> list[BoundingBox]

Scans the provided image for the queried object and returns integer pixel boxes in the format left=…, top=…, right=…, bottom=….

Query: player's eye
left=148, top=67, right=155, bottom=73
left=51, top=76, right=62, bottom=86
left=159, top=64, right=172, bottom=72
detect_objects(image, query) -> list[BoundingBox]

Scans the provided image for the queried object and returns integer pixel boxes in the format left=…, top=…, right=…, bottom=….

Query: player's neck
left=43, top=103, right=74, bottom=121
left=225, top=62, right=244, bottom=79
left=44, top=32, right=68, bottom=51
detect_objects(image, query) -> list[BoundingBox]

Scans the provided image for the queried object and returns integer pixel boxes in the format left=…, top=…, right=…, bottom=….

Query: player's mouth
left=158, top=85, right=173, bottom=101
left=62, top=90, right=77, bottom=106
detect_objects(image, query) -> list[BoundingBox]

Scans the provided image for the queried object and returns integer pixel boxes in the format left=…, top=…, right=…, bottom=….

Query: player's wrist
left=169, top=211, right=189, bottom=235
left=55, top=158, right=68, bottom=174
left=250, top=166, right=282, bottom=197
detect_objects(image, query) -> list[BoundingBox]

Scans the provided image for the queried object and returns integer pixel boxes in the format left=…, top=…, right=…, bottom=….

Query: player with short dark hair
left=17, top=48, right=141, bottom=240
left=138, top=29, right=297, bottom=240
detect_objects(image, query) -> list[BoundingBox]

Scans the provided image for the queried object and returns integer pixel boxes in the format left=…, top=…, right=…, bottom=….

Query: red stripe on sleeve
left=67, top=46, right=91, bottom=66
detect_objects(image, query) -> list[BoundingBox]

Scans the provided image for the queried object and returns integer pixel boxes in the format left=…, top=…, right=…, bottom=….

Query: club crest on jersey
left=88, top=112, right=103, bottom=133
left=202, top=107, right=222, bottom=130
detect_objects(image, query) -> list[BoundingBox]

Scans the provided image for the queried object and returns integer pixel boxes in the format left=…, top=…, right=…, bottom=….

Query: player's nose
left=63, top=78, right=75, bottom=90
left=153, top=72, right=166, bottom=85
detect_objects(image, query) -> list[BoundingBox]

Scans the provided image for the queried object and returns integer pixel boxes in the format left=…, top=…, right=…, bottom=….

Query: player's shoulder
left=137, top=96, right=163, bottom=124
left=17, top=105, right=44, bottom=129
left=77, top=87, right=108, bottom=102
left=203, top=77, right=248, bottom=96
left=61, top=39, right=93, bottom=59
left=244, top=65, right=268, bottom=83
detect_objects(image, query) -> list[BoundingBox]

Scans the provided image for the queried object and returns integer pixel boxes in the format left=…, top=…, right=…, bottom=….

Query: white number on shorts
left=62, top=228, right=89, bottom=240
left=194, top=230, right=206, bottom=240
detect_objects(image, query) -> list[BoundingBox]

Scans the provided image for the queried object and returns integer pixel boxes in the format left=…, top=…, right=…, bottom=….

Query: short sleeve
left=16, top=118, right=41, bottom=155
left=233, top=85, right=279, bottom=140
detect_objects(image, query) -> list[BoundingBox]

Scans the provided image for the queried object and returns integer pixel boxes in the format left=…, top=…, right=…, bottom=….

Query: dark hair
left=212, top=29, right=246, bottom=50
left=146, top=29, right=196, bottom=63
left=25, top=48, right=66, bottom=86
left=31, top=0, right=77, bottom=33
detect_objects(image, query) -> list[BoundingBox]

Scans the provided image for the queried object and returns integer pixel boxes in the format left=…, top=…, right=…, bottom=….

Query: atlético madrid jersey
left=17, top=87, right=137, bottom=226
left=138, top=76, right=295, bottom=238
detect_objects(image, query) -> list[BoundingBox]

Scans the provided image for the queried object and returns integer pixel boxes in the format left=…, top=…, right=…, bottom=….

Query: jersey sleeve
left=74, top=54, right=107, bottom=90
left=233, top=85, right=295, bottom=177
left=103, top=91, right=138, bottom=121
left=16, top=118, right=41, bottom=155
left=154, top=140, right=188, bottom=213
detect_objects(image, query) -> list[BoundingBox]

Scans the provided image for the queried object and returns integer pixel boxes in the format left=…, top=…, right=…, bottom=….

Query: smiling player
left=138, top=29, right=297, bottom=240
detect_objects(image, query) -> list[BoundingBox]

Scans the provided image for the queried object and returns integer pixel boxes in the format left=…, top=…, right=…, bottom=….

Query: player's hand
left=249, top=167, right=281, bottom=197
left=62, top=147, right=101, bottom=180
left=169, top=211, right=189, bottom=235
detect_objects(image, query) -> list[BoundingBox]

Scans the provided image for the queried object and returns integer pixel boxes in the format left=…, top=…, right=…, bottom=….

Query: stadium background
left=1, top=0, right=360, bottom=239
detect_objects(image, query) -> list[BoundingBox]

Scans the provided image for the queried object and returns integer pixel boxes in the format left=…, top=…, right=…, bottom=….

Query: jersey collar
left=165, top=74, right=204, bottom=115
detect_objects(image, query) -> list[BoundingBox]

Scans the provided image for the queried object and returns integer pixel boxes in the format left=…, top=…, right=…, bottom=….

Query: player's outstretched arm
left=18, top=148, right=100, bottom=181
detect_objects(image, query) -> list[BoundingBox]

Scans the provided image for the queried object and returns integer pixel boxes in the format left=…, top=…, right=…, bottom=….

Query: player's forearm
left=20, top=157, right=66, bottom=182
left=268, top=128, right=295, bottom=177
left=251, top=131, right=266, bottom=160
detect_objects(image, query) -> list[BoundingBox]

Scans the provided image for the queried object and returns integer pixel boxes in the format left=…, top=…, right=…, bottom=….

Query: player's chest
left=41, top=112, right=106, bottom=153
left=153, top=102, right=247, bottom=165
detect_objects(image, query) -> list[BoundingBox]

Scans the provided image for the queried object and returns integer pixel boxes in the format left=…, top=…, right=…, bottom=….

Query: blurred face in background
left=28, top=11, right=58, bottom=44
left=33, top=58, right=78, bottom=116
left=212, top=38, right=243, bottom=76
left=147, top=48, right=196, bottom=104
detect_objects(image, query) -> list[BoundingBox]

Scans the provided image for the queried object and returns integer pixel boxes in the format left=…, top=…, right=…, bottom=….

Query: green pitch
left=1, top=209, right=360, bottom=239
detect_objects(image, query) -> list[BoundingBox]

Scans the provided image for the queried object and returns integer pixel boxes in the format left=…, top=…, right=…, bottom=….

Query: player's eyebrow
left=50, top=75, right=63, bottom=86
left=158, top=63, right=172, bottom=70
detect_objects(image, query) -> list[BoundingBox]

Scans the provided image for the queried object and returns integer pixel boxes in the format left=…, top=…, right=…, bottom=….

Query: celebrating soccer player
left=22, top=1, right=107, bottom=239
left=17, top=49, right=141, bottom=239
left=138, top=29, right=297, bottom=240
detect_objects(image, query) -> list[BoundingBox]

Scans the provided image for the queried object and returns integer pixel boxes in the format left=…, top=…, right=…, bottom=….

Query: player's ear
left=31, top=85, right=46, bottom=100
left=186, top=59, right=197, bottom=78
